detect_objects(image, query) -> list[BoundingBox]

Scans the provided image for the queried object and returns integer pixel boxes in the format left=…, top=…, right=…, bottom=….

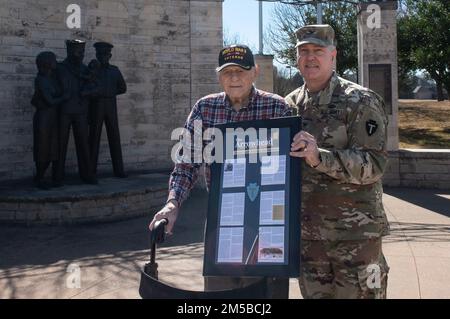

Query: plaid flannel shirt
left=168, top=86, right=292, bottom=206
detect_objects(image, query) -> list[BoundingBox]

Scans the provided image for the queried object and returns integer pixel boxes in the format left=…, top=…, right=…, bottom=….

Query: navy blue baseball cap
left=216, top=44, right=255, bottom=72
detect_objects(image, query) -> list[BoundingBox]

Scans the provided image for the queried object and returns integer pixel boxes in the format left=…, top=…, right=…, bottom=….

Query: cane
left=144, top=218, right=168, bottom=280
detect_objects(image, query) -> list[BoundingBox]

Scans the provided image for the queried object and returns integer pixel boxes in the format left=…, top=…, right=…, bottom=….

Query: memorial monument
left=357, top=0, right=399, bottom=151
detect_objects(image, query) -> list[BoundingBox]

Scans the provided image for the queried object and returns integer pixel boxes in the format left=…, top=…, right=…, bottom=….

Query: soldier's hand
left=290, top=131, right=321, bottom=168
left=149, top=200, right=179, bottom=235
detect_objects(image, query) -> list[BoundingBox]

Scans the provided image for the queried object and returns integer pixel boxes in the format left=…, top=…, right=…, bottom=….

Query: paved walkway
left=0, top=186, right=449, bottom=299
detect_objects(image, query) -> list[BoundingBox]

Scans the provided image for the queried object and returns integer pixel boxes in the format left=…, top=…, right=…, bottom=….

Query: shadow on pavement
left=385, top=222, right=450, bottom=243
left=384, top=187, right=450, bottom=218
left=0, top=188, right=209, bottom=270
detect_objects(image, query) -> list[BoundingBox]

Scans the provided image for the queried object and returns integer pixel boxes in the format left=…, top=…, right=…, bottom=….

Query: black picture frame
left=203, top=116, right=301, bottom=278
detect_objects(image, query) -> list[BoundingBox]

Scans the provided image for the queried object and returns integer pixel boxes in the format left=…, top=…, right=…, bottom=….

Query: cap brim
left=216, top=63, right=253, bottom=72
left=295, top=38, right=329, bottom=48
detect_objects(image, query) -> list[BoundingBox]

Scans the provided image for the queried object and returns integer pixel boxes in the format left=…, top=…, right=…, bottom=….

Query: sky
left=222, top=0, right=299, bottom=73
left=222, top=0, right=277, bottom=55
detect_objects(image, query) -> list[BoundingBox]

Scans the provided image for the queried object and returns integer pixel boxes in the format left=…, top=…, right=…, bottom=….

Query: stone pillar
left=254, top=54, right=274, bottom=93
left=190, top=0, right=223, bottom=105
left=357, top=0, right=399, bottom=151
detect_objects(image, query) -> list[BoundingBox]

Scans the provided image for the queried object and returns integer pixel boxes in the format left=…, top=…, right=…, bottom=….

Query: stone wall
left=0, top=0, right=222, bottom=181
left=383, top=150, right=450, bottom=190
left=0, top=173, right=169, bottom=225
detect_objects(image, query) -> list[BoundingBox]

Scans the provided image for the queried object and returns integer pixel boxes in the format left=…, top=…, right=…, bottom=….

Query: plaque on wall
left=369, top=64, right=392, bottom=114
left=203, top=116, right=301, bottom=278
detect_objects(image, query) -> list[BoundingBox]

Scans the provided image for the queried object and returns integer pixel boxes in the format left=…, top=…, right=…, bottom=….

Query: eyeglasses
left=297, top=48, right=327, bottom=58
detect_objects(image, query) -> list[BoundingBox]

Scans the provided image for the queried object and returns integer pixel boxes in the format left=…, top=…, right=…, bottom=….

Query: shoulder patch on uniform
left=366, top=120, right=378, bottom=136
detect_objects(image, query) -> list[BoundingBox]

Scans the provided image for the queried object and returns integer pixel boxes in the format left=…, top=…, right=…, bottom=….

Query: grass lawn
left=398, top=99, right=450, bottom=149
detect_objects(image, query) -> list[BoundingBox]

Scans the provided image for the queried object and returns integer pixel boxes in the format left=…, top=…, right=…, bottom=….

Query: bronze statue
left=55, top=39, right=97, bottom=185
left=81, top=59, right=101, bottom=98
left=88, top=42, right=127, bottom=178
left=31, top=51, right=68, bottom=188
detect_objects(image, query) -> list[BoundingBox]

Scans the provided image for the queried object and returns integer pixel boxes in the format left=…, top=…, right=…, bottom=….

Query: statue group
left=31, top=39, right=127, bottom=188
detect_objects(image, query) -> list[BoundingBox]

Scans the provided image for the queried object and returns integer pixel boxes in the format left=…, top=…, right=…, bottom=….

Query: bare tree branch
left=267, top=1, right=358, bottom=75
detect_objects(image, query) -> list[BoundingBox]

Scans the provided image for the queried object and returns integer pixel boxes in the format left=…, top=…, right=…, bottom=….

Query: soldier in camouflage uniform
left=286, top=25, right=390, bottom=299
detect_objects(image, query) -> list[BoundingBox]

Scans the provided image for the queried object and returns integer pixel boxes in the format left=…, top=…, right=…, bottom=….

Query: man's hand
left=149, top=200, right=179, bottom=235
left=290, top=130, right=321, bottom=167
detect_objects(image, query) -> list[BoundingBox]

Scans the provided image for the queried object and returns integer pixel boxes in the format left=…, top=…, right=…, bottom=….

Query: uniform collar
left=305, top=71, right=339, bottom=106
left=61, top=59, right=84, bottom=76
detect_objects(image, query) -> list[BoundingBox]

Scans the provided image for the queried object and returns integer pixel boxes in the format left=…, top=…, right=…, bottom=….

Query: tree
left=398, top=70, right=420, bottom=99
left=398, top=0, right=450, bottom=101
left=267, top=1, right=358, bottom=77
left=273, top=66, right=303, bottom=97
left=223, top=28, right=244, bottom=46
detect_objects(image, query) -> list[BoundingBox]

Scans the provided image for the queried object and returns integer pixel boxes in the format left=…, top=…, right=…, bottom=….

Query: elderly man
left=149, top=44, right=291, bottom=293
left=286, top=24, right=390, bottom=299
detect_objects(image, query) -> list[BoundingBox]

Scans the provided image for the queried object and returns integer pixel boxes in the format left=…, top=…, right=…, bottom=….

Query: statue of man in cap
left=88, top=41, right=127, bottom=178
left=55, top=39, right=97, bottom=185
left=285, top=24, right=390, bottom=299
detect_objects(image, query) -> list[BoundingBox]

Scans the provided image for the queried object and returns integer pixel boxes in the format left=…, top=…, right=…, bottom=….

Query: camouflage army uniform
left=285, top=72, right=390, bottom=299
